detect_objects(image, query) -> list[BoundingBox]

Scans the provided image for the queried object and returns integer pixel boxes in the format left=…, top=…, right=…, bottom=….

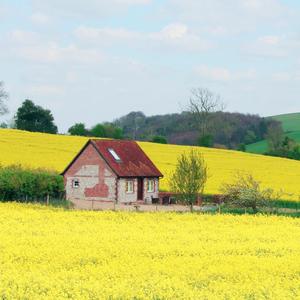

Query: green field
left=246, top=113, right=300, bottom=154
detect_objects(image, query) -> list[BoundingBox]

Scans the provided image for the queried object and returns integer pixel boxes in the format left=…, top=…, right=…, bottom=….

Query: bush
left=151, top=135, right=167, bottom=144
left=0, top=165, right=65, bottom=201
left=198, top=135, right=213, bottom=147
left=221, top=173, right=275, bottom=213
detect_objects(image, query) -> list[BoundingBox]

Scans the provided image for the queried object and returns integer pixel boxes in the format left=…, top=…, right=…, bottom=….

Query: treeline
left=0, top=165, right=64, bottom=201
left=113, top=111, right=278, bottom=149
left=68, top=122, right=123, bottom=139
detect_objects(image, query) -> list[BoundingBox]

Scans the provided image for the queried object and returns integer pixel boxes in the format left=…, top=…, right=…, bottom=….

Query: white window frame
left=126, top=180, right=134, bottom=194
left=108, top=148, right=121, bottom=161
left=72, top=179, right=80, bottom=189
left=147, top=179, right=155, bottom=193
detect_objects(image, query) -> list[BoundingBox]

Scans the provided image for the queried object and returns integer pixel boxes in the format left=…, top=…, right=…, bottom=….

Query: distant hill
left=272, top=113, right=300, bottom=132
left=246, top=113, right=300, bottom=154
left=115, top=111, right=274, bottom=149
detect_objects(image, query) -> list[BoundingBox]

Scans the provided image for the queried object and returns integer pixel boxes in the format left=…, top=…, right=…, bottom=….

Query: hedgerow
left=0, top=165, right=64, bottom=201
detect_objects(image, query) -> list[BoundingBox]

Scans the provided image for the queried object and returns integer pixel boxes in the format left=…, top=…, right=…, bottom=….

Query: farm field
left=0, top=203, right=299, bottom=299
left=1, top=129, right=300, bottom=200
left=246, top=112, right=300, bottom=154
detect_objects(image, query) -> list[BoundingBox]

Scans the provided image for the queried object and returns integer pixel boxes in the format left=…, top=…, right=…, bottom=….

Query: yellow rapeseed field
left=0, top=203, right=299, bottom=299
left=1, top=129, right=300, bottom=200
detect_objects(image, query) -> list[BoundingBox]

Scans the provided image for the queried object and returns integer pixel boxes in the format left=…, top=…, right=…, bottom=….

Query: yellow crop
left=0, top=203, right=299, bottom=299
left=1, top=129, right=300, bottom=200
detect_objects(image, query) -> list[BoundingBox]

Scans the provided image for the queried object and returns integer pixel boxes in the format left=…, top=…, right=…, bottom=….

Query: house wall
left=64, top=143, right=117, bottom=202
left=143, top=178, right=159, bottom=204
left=117, top=177, right=159, bottom=204
left=117, top=178, right=138, bottom=203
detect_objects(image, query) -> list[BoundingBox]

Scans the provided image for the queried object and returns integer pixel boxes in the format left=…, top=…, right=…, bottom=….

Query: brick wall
left=64, top=143, right=117, bottom=202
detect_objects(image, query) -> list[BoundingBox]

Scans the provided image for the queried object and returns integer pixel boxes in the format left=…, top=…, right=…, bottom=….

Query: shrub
left=221, top=173, right=275, bottom=213
left=151, top=135, right=167, bottom=144
left=0, top=165, right=64, bottom=201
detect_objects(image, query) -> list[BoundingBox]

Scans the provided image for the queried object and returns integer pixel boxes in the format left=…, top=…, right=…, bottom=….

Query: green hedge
left=0, top=165, right=65, bottom=201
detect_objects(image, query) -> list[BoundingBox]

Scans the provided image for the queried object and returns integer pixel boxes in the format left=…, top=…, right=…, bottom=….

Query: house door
left=137, top=178, right=144, bottom=200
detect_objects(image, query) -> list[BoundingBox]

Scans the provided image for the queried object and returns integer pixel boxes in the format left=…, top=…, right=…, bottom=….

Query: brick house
left=62, top=139, right=163, bottom=204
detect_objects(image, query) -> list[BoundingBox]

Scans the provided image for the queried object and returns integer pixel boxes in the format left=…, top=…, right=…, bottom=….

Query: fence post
left=46, top=194, right=49, bottom=206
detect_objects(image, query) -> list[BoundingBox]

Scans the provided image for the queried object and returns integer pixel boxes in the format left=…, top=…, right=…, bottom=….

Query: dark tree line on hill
left=114, top=110, right=278, bottom=150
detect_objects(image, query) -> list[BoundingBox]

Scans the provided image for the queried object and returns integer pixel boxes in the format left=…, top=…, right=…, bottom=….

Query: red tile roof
left=62, top=139, right=163, bottom=178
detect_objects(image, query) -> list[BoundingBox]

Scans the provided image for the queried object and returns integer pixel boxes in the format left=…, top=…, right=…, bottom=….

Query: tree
left=103, top=123, right=123, bottom=139
left=68, top=123, right=89, bottom=136
left=188, top=88, right=224, bottom=146
left=266, top=122, right=284, bottom=152
left=15, top=100, right=58, bottom=134
left=115, top=111, right=146, bottom=139
left=90, top=124, right=106, bottom=137
left=221, top=173, right=274, bottom=213
left=0, top=81, right=8, bottom=116
left=170, top=149, right=207, bottom=211
left=151, top=135, right=167, bottom=144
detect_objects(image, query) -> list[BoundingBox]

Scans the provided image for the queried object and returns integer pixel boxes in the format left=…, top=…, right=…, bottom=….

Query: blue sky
left=1, top=0, right=300, bottom=132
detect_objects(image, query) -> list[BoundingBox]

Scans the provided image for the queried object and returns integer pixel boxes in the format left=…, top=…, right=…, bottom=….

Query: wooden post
left=46, top=194, right=49, bottom=206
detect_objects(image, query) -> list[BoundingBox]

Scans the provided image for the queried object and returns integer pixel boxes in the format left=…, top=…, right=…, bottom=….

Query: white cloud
left=26, top=84, right=64, bottom=96
left=75, top=23, right=212, bottom=52
left=6, top=30, right=105, bottom=64
left=161, top=0, right=293, bottom=35
left=30, top=12, right=50, bottom=25
left=31, top=0, right=151, bottom=19
left=75, top=26, right=139, bottom=41
left=9, top=30, right=38, bottom=44
left=18, top=43, right=105, bottom=64
left=245, top=34, right=300, bottom=58
left=195, top=65, right=256, bottom=82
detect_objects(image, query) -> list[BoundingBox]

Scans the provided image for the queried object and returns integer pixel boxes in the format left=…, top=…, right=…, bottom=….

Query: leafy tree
left=0, top=81, right=8, bottom=116
left=170, top=149, right=207, bottom=211
left=103, top=123, right=123, bottom=139
left=15, top=100, right=58, bottom=134
left=266, top=122, right=284, bottom=152
left=244, top=130, right=257, bottom=144
left=221, top=173, right=274, bottom=213
left=0, top=122, right=8, bottom=128
left=197, top=134, right=213, bottom=147
left=237, top=143, right=246, bottom=152
left=90, top=123, right=106, bottom=137
left=68, top=123, right=89, bottom=136
left=151, top=135, right=167, bottom=144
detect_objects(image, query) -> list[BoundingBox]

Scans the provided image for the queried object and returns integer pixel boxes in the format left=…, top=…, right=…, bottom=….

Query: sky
left=1, top=0, right=300, bottom=132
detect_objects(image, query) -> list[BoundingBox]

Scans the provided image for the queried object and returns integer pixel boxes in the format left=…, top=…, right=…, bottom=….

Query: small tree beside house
left=170, top=149, right=207, bottom=212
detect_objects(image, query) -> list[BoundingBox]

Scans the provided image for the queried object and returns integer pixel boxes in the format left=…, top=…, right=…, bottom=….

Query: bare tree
left=0, top=81, right=8, bottom=116
left=188, top=88, right=224, bottom=144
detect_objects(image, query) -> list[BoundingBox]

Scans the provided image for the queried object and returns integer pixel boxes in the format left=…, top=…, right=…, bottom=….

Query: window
left=108, top=148, right=121, bottom=161
left=72, top=179, right=80, bottom=188
left=147, top=179, right=155, bottom=193
left=126, top=180, right=134, bottom=193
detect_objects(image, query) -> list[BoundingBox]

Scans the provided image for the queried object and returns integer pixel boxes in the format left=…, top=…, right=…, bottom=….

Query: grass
left=272, top=112, right=300, bottom=132
left=246, top=112, right=300, bottom=154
